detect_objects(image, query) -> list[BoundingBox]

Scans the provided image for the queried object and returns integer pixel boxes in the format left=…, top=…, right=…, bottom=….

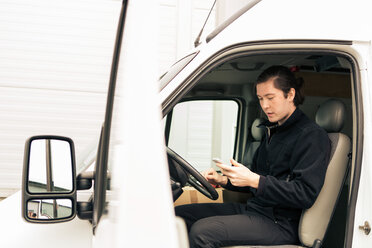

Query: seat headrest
left=315, top=99, right=346, bottom=132
left=251, top=118, right=265, bottom=141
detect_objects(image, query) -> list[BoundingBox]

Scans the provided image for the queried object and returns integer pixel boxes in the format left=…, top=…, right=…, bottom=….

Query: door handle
left=359, top=221, right=371, bottom=235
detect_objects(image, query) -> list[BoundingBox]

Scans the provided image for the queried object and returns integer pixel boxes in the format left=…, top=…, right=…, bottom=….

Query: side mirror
left=22, top=136, right=76, bottom=223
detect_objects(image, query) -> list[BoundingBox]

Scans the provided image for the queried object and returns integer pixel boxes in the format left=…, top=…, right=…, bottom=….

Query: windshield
left=159, top=52, right=198, bottom=90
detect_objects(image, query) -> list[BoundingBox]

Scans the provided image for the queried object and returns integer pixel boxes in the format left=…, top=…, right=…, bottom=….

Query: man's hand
left=202, top=168, right=228, bottom=186
left=216, top=159, right=260, bottom=188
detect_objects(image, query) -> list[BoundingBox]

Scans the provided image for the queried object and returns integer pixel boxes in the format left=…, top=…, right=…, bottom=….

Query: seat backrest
left=242, top=118, right=265, bottom=167
left=299, top=99, right=351, bottom=247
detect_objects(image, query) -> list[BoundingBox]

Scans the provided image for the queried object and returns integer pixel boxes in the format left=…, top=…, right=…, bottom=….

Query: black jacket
left=224, top=108, right=331, bottom=221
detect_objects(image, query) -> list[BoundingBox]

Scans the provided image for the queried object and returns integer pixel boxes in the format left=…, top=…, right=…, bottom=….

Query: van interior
left=164, top=51, right=354, bottom=247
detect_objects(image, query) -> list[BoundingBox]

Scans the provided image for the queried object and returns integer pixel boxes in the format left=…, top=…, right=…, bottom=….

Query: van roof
left=208, top=0, right=372, bottom=45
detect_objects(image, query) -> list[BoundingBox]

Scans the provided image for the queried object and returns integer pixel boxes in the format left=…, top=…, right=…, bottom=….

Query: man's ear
left=288, top=88, right=295, bottom=102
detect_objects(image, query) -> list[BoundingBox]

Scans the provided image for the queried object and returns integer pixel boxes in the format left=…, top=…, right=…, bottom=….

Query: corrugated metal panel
left=0, top=0, right=119, bottom=92
left=168, top=101, right=213, bottom=172
left=158, top=0, right=216, bottom=74
left=186, top=102, right=213, bottom=172
left=159, top=0, right=177, bottom=74
left=0, top=0, right=121, bottom=197
left=0, top=0, right=218, bottom=197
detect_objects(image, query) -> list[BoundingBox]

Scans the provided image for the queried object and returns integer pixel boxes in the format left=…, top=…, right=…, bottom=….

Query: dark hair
left=255, top=65, right=305, bottom=106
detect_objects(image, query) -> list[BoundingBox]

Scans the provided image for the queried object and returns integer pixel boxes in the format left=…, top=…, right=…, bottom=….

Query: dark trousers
left=175, top=203, right=299, bottom=248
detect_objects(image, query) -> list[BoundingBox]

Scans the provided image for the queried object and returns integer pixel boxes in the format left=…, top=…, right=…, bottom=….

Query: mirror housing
left=22, top=135, right=77, bottom=223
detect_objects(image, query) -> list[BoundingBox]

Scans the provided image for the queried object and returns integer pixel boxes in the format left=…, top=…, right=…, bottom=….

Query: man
left=175, top=66, right=331, bottom=248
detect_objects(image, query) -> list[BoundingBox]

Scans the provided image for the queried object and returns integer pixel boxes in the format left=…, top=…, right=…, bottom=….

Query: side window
left=167, top=100, right=239, bottom=172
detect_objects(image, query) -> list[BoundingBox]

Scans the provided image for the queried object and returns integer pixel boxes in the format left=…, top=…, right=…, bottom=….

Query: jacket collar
left=260, top=108, right=303, bottom=131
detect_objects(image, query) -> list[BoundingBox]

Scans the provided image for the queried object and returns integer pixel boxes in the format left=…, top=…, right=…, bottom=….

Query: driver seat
left=224, top=99, right=351, bottom=248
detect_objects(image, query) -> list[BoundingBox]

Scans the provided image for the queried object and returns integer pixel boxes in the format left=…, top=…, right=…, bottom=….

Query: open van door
left=92, top=1, right=180, bottom=247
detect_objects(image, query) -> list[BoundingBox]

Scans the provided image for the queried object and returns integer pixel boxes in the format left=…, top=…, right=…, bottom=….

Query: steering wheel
left=167, top=147, right=219, bottom=200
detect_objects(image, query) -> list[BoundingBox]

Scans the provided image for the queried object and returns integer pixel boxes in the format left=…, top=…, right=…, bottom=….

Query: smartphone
left=212, top=158, right=223, bottom=164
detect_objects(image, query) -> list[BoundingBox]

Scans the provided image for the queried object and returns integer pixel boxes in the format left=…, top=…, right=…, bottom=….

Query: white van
left=1, top=0, right=372, bottom=247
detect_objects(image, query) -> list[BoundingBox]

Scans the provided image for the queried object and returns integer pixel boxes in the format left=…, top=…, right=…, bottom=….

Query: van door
left=92, top=1, right=180, bottom=247
left=346, top=42, right=372, bottom=248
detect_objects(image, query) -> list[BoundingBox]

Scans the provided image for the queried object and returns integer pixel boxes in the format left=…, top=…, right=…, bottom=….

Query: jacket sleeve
left=222, top=178, right=252, bottom=193
left=255, top=128, right=331, bottom=209
left=222, top=148, right=260, bottom=193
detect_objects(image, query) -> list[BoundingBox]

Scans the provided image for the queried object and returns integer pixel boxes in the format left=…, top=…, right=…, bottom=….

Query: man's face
left=256, top=78, right=296, bottom=125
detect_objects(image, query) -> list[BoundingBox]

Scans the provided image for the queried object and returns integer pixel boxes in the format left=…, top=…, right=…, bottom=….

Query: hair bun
left=295, top=77, right=304, bottom=89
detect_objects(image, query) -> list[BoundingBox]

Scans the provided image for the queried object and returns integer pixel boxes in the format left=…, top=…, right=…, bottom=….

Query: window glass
left=168, top=100, right=239, bottom=172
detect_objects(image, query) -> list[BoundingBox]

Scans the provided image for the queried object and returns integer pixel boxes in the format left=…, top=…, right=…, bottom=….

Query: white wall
left=159, top=0, right=216, bottom=74
left=216, top=0, right=252, bottom=25
left=0, top=0, right=250, bottom=198
left=0, top=0, right=121, bottom=197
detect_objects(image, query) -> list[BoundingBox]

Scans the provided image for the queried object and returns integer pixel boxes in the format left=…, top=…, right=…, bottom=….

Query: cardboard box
left=174, top=186, right=224, bottom=206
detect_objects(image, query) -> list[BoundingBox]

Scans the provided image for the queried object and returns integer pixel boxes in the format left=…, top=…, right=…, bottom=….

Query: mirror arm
left=76, top=170, right=94, bottom=221
left=77, top=201, right=93, bottom=220
left=77, top=171, right=95, bottom=190
left=76, top=171, right=111, bottom=221
left=77, top=171, right=111, bottom=190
